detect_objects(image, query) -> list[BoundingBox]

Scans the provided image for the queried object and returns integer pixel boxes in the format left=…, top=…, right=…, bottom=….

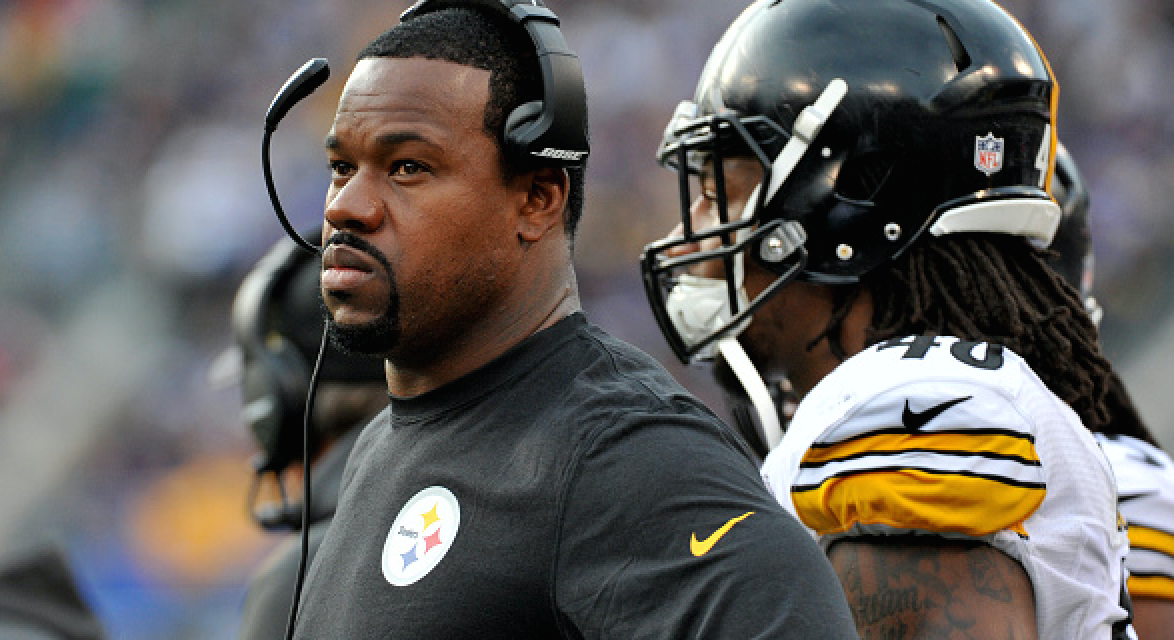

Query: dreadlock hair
left=358, top=7, right=589, bottom=242
left=817, top=233, right=1113, bottom=433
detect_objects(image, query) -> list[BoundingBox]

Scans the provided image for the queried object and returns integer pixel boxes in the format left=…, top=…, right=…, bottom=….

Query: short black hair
left=358, top=7, right=588, bottom=241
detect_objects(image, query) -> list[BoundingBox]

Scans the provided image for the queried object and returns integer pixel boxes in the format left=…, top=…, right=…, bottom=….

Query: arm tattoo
left=968, top=547, right=1014, bottom=603
left=828, top=536, right=1037, bottom=639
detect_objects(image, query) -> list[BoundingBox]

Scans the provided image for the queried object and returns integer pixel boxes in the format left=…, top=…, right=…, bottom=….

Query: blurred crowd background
left=0, top=0, right=1171, bottom=637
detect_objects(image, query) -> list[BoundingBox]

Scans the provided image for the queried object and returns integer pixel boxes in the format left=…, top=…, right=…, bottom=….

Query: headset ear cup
left=242, top=333, right=312, bottom=473
left=264, top=336, right=312, bottom=470
left=233, top=234, right=321, bottom=473
left=504, top=100, right=545, bottom=159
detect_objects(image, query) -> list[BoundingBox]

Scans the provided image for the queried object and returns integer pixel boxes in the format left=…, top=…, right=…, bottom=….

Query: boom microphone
left=266, top=58, right=331, bottom=132
left=260, top=57, right=333, bottom=640
left=262, top=58, right=331, bottom=254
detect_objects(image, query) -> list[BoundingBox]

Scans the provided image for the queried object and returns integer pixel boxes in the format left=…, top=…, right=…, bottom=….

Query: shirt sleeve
left=553, top=406, right=858, bottom=639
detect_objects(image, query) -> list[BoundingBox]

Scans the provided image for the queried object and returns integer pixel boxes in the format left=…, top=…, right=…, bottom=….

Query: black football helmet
left=1047, top=142, right=1101, bottom=324
left=641, top=0, right=1063, bottom=363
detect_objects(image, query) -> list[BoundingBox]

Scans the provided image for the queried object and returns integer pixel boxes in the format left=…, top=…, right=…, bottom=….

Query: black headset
left=232, top=237, right=315, bottom=475
left=262, top=1, right=590, bottom=256
left=232, top=238, right=319, bottom=534
left=400, top=0, right=589, bottom=166
left=236, top=232, right=387, bottom=532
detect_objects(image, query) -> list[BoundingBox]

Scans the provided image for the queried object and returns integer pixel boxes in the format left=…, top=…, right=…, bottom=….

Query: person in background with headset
left=283, top=2, right=857, bottom=638
left=1048, top=144, right=1174, bottom=638
left=641, top=0, right=1133, bottom=636
left=224, top=231, right=387, bottom=640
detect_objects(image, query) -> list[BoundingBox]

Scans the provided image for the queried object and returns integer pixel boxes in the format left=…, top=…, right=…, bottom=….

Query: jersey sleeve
left=791, top=381, right=1045, bottom=539
left=766, top=336, right=1130, bottom=638
left=554, top=405, right=857, bottom=639
left=1097, top=433, right=1174, bottom=601
left=766, top=338, right=1050, bottom=542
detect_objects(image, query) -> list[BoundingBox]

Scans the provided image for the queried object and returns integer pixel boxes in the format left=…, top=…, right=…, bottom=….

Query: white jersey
left=1096, top=432, right=1174, bottom=602
left=762, top=335, right=1131, bottom=639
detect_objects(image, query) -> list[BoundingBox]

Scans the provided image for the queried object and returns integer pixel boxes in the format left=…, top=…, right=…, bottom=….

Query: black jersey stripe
left=810, top=426, right=1036, bottom=449
left=792, top=465, right=1047, bottom=493
left=1128, top=570, right=1174, bottom=579
left=1126, top=522, right=1174, bottom=539
left=799, top=447, right=1041, bottom=469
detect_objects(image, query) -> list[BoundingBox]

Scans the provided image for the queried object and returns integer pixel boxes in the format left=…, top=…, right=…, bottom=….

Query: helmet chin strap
left=717, top=338, right=783, bottom=452
left=764, top=78, right=848, bottom=205
left=701, top=80, right=848, bottom=453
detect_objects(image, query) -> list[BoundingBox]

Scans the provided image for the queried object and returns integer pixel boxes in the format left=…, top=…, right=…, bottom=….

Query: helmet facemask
left=641, top=80, right=849, bottom=364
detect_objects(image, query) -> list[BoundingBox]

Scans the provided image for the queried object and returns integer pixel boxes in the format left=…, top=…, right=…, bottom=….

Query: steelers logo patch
left=381, top=486, right=461, bottom=586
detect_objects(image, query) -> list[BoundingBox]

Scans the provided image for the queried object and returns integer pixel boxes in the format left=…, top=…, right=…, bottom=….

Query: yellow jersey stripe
left=792, top=468, right=1044, bottom=537
left=802, top=431, right=1038, bottom=467
left=1128, top=574, right=1174, bottom=601
left=1130, top=525, right=1174, bottom=559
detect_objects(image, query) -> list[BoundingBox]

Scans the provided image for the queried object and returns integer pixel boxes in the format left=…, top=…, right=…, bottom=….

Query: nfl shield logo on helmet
left=974, top=133, right=1004, bottom=176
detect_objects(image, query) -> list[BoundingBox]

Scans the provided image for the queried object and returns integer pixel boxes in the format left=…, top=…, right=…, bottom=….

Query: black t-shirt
left=293, top=313, right=856, bottom=639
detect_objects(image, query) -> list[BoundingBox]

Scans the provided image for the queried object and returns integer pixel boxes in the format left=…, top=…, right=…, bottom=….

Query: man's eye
left=391, top=160, right=428, bottom=176
left=329, top=160, right=353, bottom=176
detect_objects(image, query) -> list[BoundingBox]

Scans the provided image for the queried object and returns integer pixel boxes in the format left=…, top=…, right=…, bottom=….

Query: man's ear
left=517, top=166, right=569, bottom=244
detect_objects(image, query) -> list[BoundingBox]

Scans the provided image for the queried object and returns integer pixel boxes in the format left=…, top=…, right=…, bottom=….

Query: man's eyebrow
left=375, top=132, right=430, bottom=148
left=324, top=132, right=433, bottom=150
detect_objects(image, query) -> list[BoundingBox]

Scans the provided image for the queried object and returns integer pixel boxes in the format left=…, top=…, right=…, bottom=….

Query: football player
left=1051, top=143, right=1174, bottom=638
left=641, top=0, right=1133, bottom=636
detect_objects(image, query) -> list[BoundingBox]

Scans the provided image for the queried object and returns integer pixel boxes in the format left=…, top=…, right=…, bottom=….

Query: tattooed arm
left=827, top=536, right=1038, bottom=640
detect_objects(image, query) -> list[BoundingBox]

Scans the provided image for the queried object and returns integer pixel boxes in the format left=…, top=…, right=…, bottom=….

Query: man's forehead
left=339, top=57, right=490, bottom=108
left=328, top=57, right=493, bottom=146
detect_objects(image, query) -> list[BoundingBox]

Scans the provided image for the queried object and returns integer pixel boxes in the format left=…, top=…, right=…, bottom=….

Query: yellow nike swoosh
left=690, top=511, right=755, bottom=557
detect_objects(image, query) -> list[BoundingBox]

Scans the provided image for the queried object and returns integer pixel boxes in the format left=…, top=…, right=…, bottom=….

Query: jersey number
left=877, top=335, right=1004, bottom=371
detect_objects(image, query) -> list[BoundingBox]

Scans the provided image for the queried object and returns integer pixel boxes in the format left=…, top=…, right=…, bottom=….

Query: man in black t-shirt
left=289, top=3, right=857, bottom=638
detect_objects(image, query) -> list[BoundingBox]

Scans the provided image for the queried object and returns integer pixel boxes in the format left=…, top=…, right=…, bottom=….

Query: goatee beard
left=323, top=230, right=401, bottom=356
left=327, top=307, right=401, bottom=357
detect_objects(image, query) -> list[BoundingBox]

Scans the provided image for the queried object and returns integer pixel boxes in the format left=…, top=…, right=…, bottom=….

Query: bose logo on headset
left=401, top=0, right=590, bottom=168
left=533, top=148, right=588, bottom=161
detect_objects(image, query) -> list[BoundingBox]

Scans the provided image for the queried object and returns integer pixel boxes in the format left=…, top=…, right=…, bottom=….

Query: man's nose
left=660, top=196, right=737, bottom=280
left=324, top=171, right=385, bottom=233
left=663, top=196, right=719, bottom=258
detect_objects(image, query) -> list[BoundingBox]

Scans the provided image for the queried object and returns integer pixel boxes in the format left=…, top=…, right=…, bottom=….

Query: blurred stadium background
left=0, top=0, right=1170, bottom=637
